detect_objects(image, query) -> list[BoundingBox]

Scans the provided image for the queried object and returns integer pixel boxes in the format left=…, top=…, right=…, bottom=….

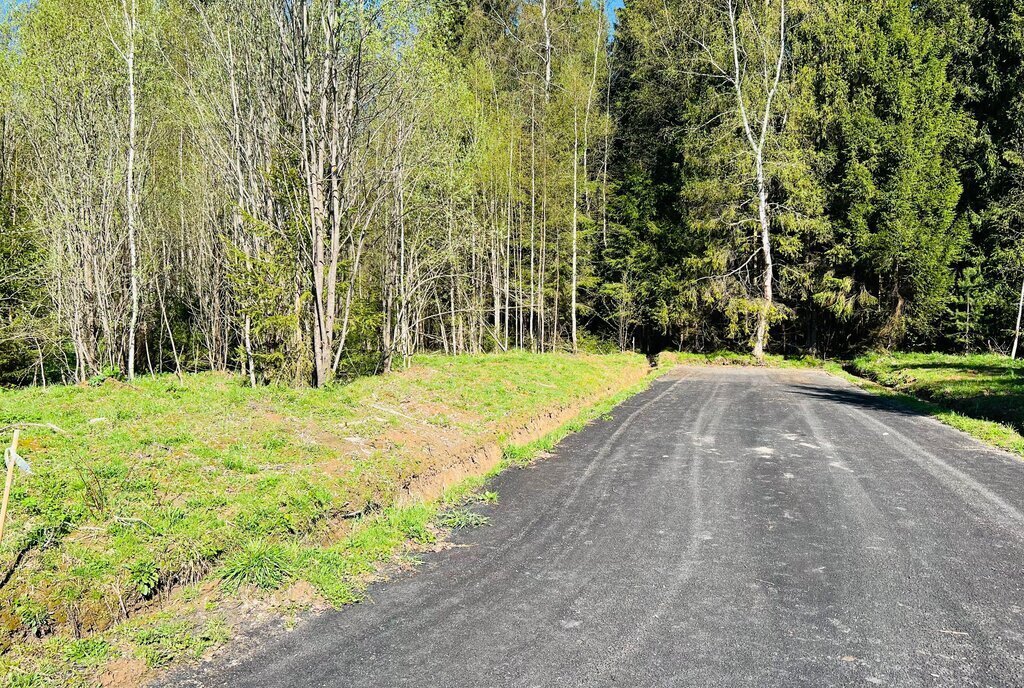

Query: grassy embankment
left=0, top=352, right=655, bottom=687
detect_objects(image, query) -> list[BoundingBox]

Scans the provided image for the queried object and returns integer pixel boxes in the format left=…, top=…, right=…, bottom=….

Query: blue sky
left=609, top=0, right=624, bottom=22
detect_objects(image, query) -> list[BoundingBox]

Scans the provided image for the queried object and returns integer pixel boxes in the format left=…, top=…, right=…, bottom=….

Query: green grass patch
left=132, top=616, right=230, bottom=668
left=437, top=508, right=490, bottom=529
left=220, top=540, right=292, bottom=592
left=848, top=352, right=1024, bottom=435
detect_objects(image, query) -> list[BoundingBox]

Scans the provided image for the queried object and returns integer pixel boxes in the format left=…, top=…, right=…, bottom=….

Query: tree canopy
left=0, top=0, right=1021, bottom=385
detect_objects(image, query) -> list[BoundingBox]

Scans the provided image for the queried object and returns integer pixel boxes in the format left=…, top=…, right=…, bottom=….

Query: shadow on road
left=787, top=384, right=925, bottom=420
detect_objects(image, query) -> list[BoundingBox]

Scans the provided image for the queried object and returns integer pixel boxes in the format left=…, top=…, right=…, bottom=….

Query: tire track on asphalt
left=840, top=403, right=1024, bottom=536
left=809, top=387, right=1024, bottom=683
left=445, top=372, right=715, bottom=680
left=580, top=376, right=742, bottom=682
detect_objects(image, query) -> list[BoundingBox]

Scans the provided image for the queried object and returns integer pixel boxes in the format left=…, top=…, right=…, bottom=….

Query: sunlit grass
left=849, top=352, right=1024, bottom=436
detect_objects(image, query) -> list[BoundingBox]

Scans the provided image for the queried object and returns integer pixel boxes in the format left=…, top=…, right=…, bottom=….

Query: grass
left=0, top=351, right=653, bottom=687
left=437, top=509, right=490, bottom=529
left=219, top=540, right=292, bottom=592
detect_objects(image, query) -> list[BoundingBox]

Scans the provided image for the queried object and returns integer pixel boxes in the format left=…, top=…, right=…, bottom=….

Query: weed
left=63, top=638, right=112, bottom=667
left=438, top=509, right=490, bottom=529
left=222, top=456, right=258, bottom=474
left=128, top=559, right=160, bottom=599
left=87, top=366, right=122, bottom=387
left=261, top=434, right=288, bottom=451
left=5, top=672, right=44, bottom=688
left=14, top=599, right=50, bottom=637
left=476, top=491, right=499, bottom=504
left=502, top=444, right=535, bottom=466
left=220, top=540, right=292, bottom=591
left=387, top=504, right=437, bottom=544
left=133, top=618, right=228, bottom=668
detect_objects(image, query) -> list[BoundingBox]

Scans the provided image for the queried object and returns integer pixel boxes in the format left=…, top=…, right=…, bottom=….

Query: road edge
left=146, top=362, right=675, bottom=688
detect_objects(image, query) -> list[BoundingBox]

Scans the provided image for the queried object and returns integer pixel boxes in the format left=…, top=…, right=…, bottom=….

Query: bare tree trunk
left=582, top=3, right=603, bottom=214
left=224, top=28, right=259, bottom=386
left=156, top=272, right=184, bottom=384
left=571, top=103, right=579, bottom=353
left=123, top=0, right=140, bottom=380
left=540, top=0, right=553, bottom=352
left=244, top=315, right=257, bottom=385
left=541, top=0, right=553, bottom=96
left=529, top=91, right=537, bottom=350
left=1012, top=274, right=1024, bottom=360
left=752, top=154, right=773, bottom=362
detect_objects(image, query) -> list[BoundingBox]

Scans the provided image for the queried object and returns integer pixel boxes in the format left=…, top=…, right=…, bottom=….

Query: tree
left=807, top=0, right=968, bottom=348
left=723, top=0, right=788, bottom=361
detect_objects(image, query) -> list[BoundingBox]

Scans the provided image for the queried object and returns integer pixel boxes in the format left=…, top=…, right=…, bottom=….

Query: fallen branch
left=113, top=516, right=157, bottom=532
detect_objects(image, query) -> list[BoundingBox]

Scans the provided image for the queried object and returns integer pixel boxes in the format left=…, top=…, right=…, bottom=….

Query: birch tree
left=725, top=0, right=787, bottom=362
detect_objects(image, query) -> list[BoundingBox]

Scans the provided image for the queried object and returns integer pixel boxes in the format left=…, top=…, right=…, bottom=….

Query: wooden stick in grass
left=0, top=429, right=20, bottom=546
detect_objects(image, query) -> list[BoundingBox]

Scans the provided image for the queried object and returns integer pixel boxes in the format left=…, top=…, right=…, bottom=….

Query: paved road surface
left=162, top=367, right=1024, bottom=687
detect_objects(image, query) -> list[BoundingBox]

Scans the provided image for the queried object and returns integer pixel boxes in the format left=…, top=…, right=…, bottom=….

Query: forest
left=0, top=0, right=1022, bottom=387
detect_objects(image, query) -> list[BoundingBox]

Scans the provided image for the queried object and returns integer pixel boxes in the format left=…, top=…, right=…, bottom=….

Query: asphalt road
left=162, top=366, right=1024, bottom=687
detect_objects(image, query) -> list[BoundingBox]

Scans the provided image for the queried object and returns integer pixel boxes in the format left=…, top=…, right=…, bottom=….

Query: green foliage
left=0, top=0, right=1022, bottom=381
left=133, top=617, right=229, bottom=668
left=806, top=1, right=969, bottom=346
left=128, top=559, right=160, bottom=599
left=63, top=638, right=112, bottom=667
left=225, top=226, right=307, bottom=386
left=86, top=367, right=123, bottom=387
left=5, top=673, right=45, bottom=688
left=476, top=491, right=499, bottom=504
left=851, top=351, right=1024, bottom=434
left=610, top=0, right=1023, bottom=356
left=14, top=599, right=50, bottom=637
